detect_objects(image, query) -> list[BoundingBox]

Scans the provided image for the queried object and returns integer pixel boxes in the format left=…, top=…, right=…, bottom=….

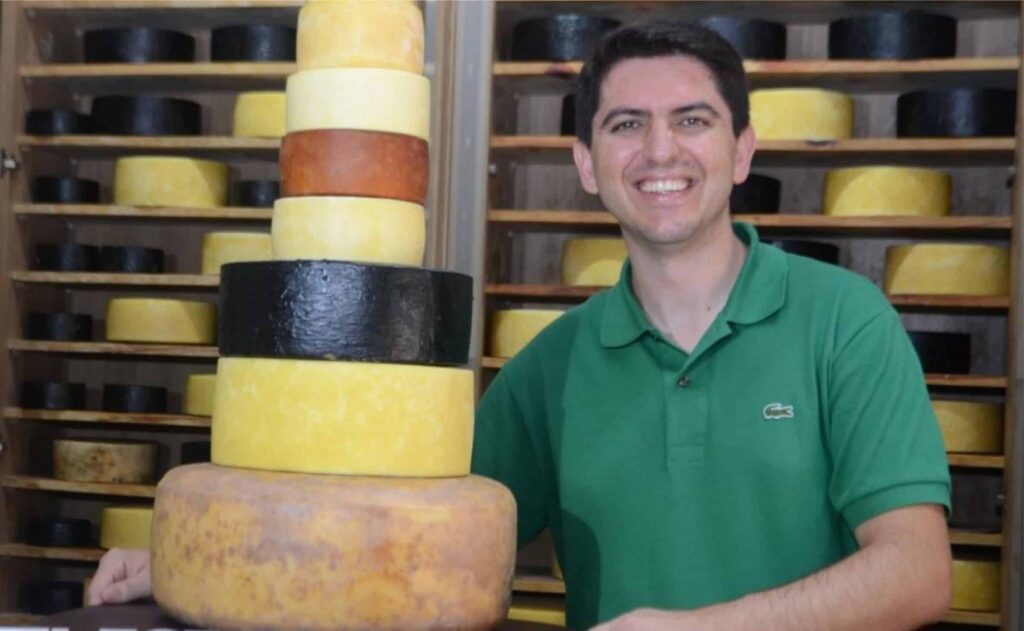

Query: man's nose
left=641, top=120, right=680, bottom=165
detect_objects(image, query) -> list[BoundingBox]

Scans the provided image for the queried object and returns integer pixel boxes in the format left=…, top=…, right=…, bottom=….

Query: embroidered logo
left=762, top=402, right=794, bottom=420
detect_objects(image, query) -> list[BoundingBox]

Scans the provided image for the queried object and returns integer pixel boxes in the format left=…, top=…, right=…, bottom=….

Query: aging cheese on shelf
left=106, top=298, right=216, bottom=344
left=113, top=157, right=229, bottom=209
left=211, top=357, right=473, bottom=477
left=490, top=309, right=565, bottom=358
left=211, top=24, right=296, bottom=62
left=91, top=96, right=201, bottom=136
left=152, top=465, right=516, bottom=631
left=99, top=246, right=165, bottom=273
left=232, top=92, right=286, bottom=138
left=184, top=374, right=216, bottom=416
left=102, top=384, right=169, bottom=413
left=25, top=517, right=93, bottom=547
left=509, top=14, right=620, bottom=61
left=53, top=439, right=157, bottom=484
left=561, top=238, right=627, bottom=286
left=100, top=505, right=153, bottom=550
left=20, top=381, right=86, bottom=410
left=749, top=88, right=854, bottom=140
left=951, top=559, right=1001, bottom=612
left=932, top=400, right=1003, bottom=454
left=296, top=0, right=424, bottom=73
left=823, top=167, right=951, bottom=217
left=884, top=244, right=1009, bottom=296
left=201, top=232, right=273, bottom=274
left=25, top=312, right=92, bottom=341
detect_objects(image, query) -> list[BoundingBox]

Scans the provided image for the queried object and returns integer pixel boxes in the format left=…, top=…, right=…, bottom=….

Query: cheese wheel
left=823, top=167, right=951, bottom=217
left=232, top=91, right=286, bottom=138
left=99, top=505, right=153, bottom=550
left=296, top=0, right=423, bottom=73
left=184, top=374, right=216, bottom=416
left=951, top=559, right=1001, bottom=612
left=53, top=439, right=157, bottom=484
left=490, top=309, right=564, bottom=358
left=211, top=357, right=473, bottom=477
left=508, top=596, right=566, bottom=627
left=106, top=298, right=216, bottom=344
left=749, top=89, right=854, bottom=140
left=561, top=238, right=627, bottom=286
left=932, top=401, right=1003, bottom=454
left=201, top=232, right=273, bottom=274
left=113, top=157, right=229, bottom=208
left=884, top=244, right=1009, bottom=296
left=152, top=464, right=516, bottom=631
left=286, top=69, right=429, bottom=141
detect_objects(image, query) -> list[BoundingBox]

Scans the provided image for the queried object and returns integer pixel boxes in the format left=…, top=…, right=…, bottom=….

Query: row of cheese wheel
left=18, top=374, right=214, bottom=416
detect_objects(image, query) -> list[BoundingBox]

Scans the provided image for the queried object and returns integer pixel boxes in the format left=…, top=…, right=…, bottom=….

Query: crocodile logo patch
left=762, top=402, right=794, bottom=420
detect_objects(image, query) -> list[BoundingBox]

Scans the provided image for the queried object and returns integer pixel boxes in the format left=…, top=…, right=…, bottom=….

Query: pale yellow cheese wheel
left=271, top=196, right=425, bottom=265
left=152, top=464, right=516, bottom=631
left=53, top=439, right=157, bottom=484
left=296, top=0, right=424, bottom=73
left=932, top=400, right=1003, bottom=454
left=749, top=89, right=854, bottom=140
left=286, top=69, right=430, bottom=140
left=951, top=559, right=1001, bottom=612
left=490, top=309, right=564, bottom=358
left=211, top=357, right=473, bottom=477
left=232, top=91, right=286, bottom=138
left=201, top=232, right=273, bottom=274
left=100, top=505, right=153, bottom=550
left=113, top=157, right=229, bottom=209
left=508, top=596, right=566, bottom=627
left=823, top=167, right=951, bottom=217
left=884, top=244, right=1009, bottom=296
left=106, top=298, right=216, bottom=345
left=561, top=238, right=627, bottom=286
left=184, top=374, right=216, bottom=416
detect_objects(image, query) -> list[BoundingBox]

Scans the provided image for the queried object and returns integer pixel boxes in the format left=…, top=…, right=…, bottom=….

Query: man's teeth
left=639, top=180, right=691, bottom=193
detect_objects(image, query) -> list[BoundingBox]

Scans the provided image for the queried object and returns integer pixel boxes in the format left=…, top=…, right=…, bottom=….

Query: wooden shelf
left=14, top=203, right=273, bottom=221
left=0, top=543, right=104, bottom=562
left=513, top=574, right=566, bottom=595
left=2, top=475, right=156, bottom=498
left=8, top=340, right=218, bottom=359
left=949, top=530, right=1003, bottom=547
left=948, top=454, right=1005, bottom=469
left=4, top=407, right=211, bottom=429
left=12, top=271, right=219, bottom=289
left=942, top=609, right=1001, bottom=626
left=886, top=294, right=1009, bottom=312
left=18, top=135, right=279, bottom=159
left=21, top=62, right=292, bottom=92
left=0, top=613, right=41, bottom=625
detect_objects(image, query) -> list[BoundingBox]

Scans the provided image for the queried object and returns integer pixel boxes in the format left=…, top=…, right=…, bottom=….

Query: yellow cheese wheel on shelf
left=951, top=559, right=1001, bottom=612
left=201, top=232, right=273, bottom=274
left=823, top=167, right=950, bottom=217
left=53, top=439, right=157, bottom=484
left=106, top=298, right=216, bottom=345
left=561, top=238, right=627, bottom=286
left=100, top=505, right=153, bottom=550
left=296, top=0, right=424, bottom=73
left=749, top=89, right=854, bottom=140
left=232, top=91, right=286, bottom=138
left=184, top=374, right=216, bottom=416
left=490, top=309, right=564, bottom=358
left=932, top=400, right=1003, bottom=454
left=884, top=244, right=1009, bottom=296
left=113, top=157, right=228, bottom=209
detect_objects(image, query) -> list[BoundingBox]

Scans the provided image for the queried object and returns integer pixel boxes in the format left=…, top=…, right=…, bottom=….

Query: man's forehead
left=596, top=55, right=725, bottom=112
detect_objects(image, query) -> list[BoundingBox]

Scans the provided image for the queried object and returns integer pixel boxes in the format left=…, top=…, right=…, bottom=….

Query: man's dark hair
left=576, top=20, right=750, bottom=145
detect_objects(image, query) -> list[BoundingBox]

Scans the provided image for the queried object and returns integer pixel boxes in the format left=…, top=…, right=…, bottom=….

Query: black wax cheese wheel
left=211, top=24, right=297, bottom=61
left=100, top=246, right=165, bottom=273
left=83, top=28, right=195, bottom=63
left=22, top=581, right=83, bottom=615
left=219, top=260, right=473, bottom=365
left=25, top=110, right=92, bottom=135
left=102, top=384, right=169, bottom=413
left=25, top=313, right=93, bottom=341
left=949, top=470, right=1002, bottom=532
left=34, top=244, right=101, bottom=271
left=731, top=174, right=781, bottom=214
left=829, top=11, right=956, bottom=60
left=235, top=180, right=280, bottom=208
left=19, top=382, right=87, bottom=410
left=180, top=441, right=211, bottom=465
left=698, top=16, right=787, bottom=60
left=769, top=240, right=839, bottom=264
left=561, top=94, right=576, bottom=136
left=25, top=517, right=93, bottom=547
left=897, top=89, right=1017, bottom=138
left=31, top=177, right=100, bottom=204
left=510, top=14, right=621, bottom=61
left=91, top=96, right=201, bottom=136
left=907, top=331, right=971, bottom=374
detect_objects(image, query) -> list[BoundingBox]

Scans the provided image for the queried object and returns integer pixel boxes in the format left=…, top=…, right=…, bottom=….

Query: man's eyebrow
left=673, top=102, right=721, bottom=118
left=598, top=102, right=722, bottom=129
left=599, top=108, right=648, bottom=129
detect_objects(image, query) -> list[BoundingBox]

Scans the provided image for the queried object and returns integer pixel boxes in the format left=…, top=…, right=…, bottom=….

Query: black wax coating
left=509, top=14, right=621, bottom=61
left=25, top=518, right=93, bottom=547
left=83, top=28, right=195, bottom=63
left=219, top=260, right=474, bottom=365
left=102, top=384, right=168, bottom=413
left=829, top=11, right=956, bottom=60
left=25, top=313, right=93, bottom=341
left=949, top=470, right=1003, bottom=531
left=235, top=180, right=280, bottom=208
left=25, top=110, right=92, bottom=135
left=731, top=174, right=781, bottom=214
left=19, top=382, right=87, bottom=410
left=897, top=89, right=1017, bottom=138
left=23, top=581, right=83, bottom=615
left=90, top=96, right=201, bottom=136
left=769, top=240, right=839, bottom=264
left=180, top=441, right=211, bottom=465
left=99, top=246, right=165, bottom=273
left=34, top=244, right=101, bottom=272
left=32, top=177, right=100, bottom=204
left=561, top=94, right=576, bottom=136
left=906, top=330, right=970, bottom=374
left=211, top=24, right=297, bottom=61
left=698, top=16, right=787, bottom=60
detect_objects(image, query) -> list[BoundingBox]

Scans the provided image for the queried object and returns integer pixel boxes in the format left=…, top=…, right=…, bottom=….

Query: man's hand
left=590, top=608, right=694, bottom=631
left=86, top=548, right=153, bottom=605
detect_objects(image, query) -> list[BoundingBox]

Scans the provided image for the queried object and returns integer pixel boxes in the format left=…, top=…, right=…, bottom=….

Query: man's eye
left=610, top=120, right=640, bottom=133
left=679, top=117, right=708, bottom=128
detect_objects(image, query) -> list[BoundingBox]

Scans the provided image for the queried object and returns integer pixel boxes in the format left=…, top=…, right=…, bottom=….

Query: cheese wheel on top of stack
left=296, top=0, right=424, bottom=73
left=749, top=88, right=854, bottom=140
left=823, top=167, right=950, bottom=217
left=884, top=244, right=1009, bottom=296
left=562, top=238, right=627, bottom=286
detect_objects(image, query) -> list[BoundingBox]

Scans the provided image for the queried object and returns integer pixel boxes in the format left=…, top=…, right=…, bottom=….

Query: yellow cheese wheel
left=490, top=309, right=564, bottom=358
left=271, top=196, right=425, bottom=265
left=508, top=596, right=566, bottom=627
left=296, top=0, right=423, bottom=73
left=232, top=91, right=286, bottom=138
left=152, top=464, right=516, bottom=631
left=749, top=89, right=854, bottom=140
left=53, top=439, right=157, bottom=484
left=100, top=505, right=153, bottom=550
left=932, top=400, right=1003, bottom=454
left=212, top=357, right=473, bottom=477
left=286, top=69, right=430, bottom=141
left=884, top=244, right=1009, bottom=296
left=113, top=157, right=229, bottom=209
left=823, top=167, right=951, bottom=217
left=561, top=238, right=627, bottom=286
left=106, top=298, right=216, bottom=345
left=201, top=232, right=273, bottom=274
left=184, top=374, right=216, bottom=416
left=951, top=559, right=1001, bottom=612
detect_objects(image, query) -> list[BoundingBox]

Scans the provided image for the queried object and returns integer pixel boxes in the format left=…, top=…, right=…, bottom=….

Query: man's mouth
left=635, top=178, right=694, bottom=194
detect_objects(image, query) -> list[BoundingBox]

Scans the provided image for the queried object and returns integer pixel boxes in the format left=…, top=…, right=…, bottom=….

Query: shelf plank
left=3, top=475, right=157, bottom=498
left=8, top=340, right=218, bottom=359
left=886, top=294, right=1009, bottom=311
left=948, top=454, right=1005, bottom=469
left=0, top=543, right=104, bottom=562
left=21, top=62, right=293, bottom=92
left=18, top=134, right=279, bottom=159
left=14, top=203, right=273, bottom=221
left=513, top=574, right=566, bottom=595
left=948, top=530, right=1002, bottom=547
left=4, top=407, right=211, bottom=429
left=12, top=271, right=219, bottom=289
left=942, top=610, right=1001, bottom=626
left=0, top=613, right=42, bottom=625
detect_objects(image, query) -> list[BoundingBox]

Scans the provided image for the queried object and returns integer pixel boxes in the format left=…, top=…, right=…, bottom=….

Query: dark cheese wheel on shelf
left=25, top=517, right=93, bottom=547
left=25, top=313, right=92, bottom=341
left=99, top=246, right=165, bottom=273
left=102, top=384, right=169, bottom=413
left=828, top=11, right=956, bottom=60
left=180, top=441, right=211, bottom=465
left=235, top=180, right=280, bottom=208
left=769, top=240, right=839, bottom=265
left=31, top=177, right=100, bottom=204
left=731, top=174, right=781, bottom=214
left=211, top=24, right=297, bottom=61
left=91, top=96, right=201, bottom=136
left=949, top=470, right=1002, bottom=532
left=22, top=581, right=83, bottom=615
left=34, top=244, right=101, bottom=271
left=83, top=28, right=195, bottom=63
left=561, top=94, right=576, bottom=136
left=897, top=89, right=1017, bottom=138
left=219, top=260, right=473, bottom=365
left=698, top=16, right=787, bottom=60
left=24, top=110, right=92, bottom=135
left=19, top=381, right=87, bottom=410
left=509, top=14, right=621, bottom=61
left=906, top=331, right=970, bottom=374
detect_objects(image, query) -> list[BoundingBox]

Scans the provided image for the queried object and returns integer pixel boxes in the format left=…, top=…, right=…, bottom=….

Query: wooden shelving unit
left=4, top=408, right=211, bottom=429
left=8, top=341, right=219, bottom=359
left=2, top=476, right=157, bottom=499
left=13, top=203, right=273, bottom=221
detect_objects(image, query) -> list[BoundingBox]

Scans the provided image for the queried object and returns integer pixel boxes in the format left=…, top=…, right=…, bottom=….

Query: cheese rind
left=113, top=157, right=228, bottom=208
left=932, top=401, right=1003, bottom=454
left=100, top=506, right=153, bottom=550
left=884, top=244, right=1009, bottom=296
left=106, top=298, right=216, bottom=344
left=53, top=439, right=157, bottom=483
left=232, top=91, right=286, bottom=138
left=561, top=238, right=627, bottom=286
left=184, top=374, right=216, bottom=416
left=951, top=559, right=1001, bottom=612
left=296, top=0, right=424, bottom=73
left=490, top=309, right=564, bottom=358
left=749, top=88, right=854, bottom=140
left=201, top=232, right=273, bottom=274
left=823, top=167, right=951, bottom=217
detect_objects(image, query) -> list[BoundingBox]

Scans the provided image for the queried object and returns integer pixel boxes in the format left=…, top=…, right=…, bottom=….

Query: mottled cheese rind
left=113, top=157, right=229, bottom=209
left=53, top=439, right=157, bottom=483
left=490, top=309, right=565, bottom=358
left=884, top=244, right=1009, bottom=296
left=296, top=0, right=424, bottom=73
left=99, top=506, right=153, bottom=550
left=106, top=298, right=216, bottom=344
left=232, top=91, right=286, bottom=138
left=932, top=400, right=1003, bottom=454
left=951, top=559, right=1001, bottom=612
left=749, top=88, right=854, bottom=140
left=184, top=374, right=216, bottom=416
left=823, top=167, right=951, bottom=217
left=201, top=232, right=273, bottom=274
left=561, top=238, right=627, bottom=286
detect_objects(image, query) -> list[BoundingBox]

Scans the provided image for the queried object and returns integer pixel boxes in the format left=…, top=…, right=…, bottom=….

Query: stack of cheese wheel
left=149, top=3, right=517, bottom=630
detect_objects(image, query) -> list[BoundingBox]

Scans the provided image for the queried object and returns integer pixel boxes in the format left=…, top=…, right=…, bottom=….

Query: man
left=89, top=21, right=952, bottom=631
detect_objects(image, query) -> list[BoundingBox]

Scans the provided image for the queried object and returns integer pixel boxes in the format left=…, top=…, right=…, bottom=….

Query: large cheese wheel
left=490, top=309, right=564, bottom=358
left=106, top=298, right=216, bottom=344
left=296, top=0, right=424, bottom=73
left=152, top=464, right=516, bottom=631
left=932, top=400, right=1003, bottom=453
left=113, top=157, right=229, bottom=208
left=211, top=357, right=473, bottom=477
left=951, top=559, right=1001, bottom=612
left=200, top=232, right=273, bottom=274
left=184, top=374, right=216, bottom=416
left=53, top=439, right=157, bottom=484
left=232, top=91, right=286, bottom=138
left=561, top=238, right=627, bottom=286
left=286, top=69, right=429, bottom=141
left=823, top=167, right=951, bottom=217
left=749, top=89, right=854, bottom=140
left=884, top=244, right=1009, bottom=296
left=99, top=505, right=153, bottom=550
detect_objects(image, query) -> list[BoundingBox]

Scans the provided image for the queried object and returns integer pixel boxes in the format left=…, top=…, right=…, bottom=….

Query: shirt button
left=677, top=376, right=690, bottom=388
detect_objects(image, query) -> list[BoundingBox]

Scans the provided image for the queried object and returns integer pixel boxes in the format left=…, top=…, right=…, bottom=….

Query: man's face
left=573, top=55, right=755, bottom=251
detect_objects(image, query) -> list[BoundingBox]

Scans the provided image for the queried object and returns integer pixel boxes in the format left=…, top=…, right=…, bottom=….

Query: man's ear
left=732, top=125, right=756, bottom=185
left=573, top=139, right=600, bottom=195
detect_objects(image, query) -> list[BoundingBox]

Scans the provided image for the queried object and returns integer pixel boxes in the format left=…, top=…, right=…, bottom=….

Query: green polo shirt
left=472, top=222, right=950, bottom=630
